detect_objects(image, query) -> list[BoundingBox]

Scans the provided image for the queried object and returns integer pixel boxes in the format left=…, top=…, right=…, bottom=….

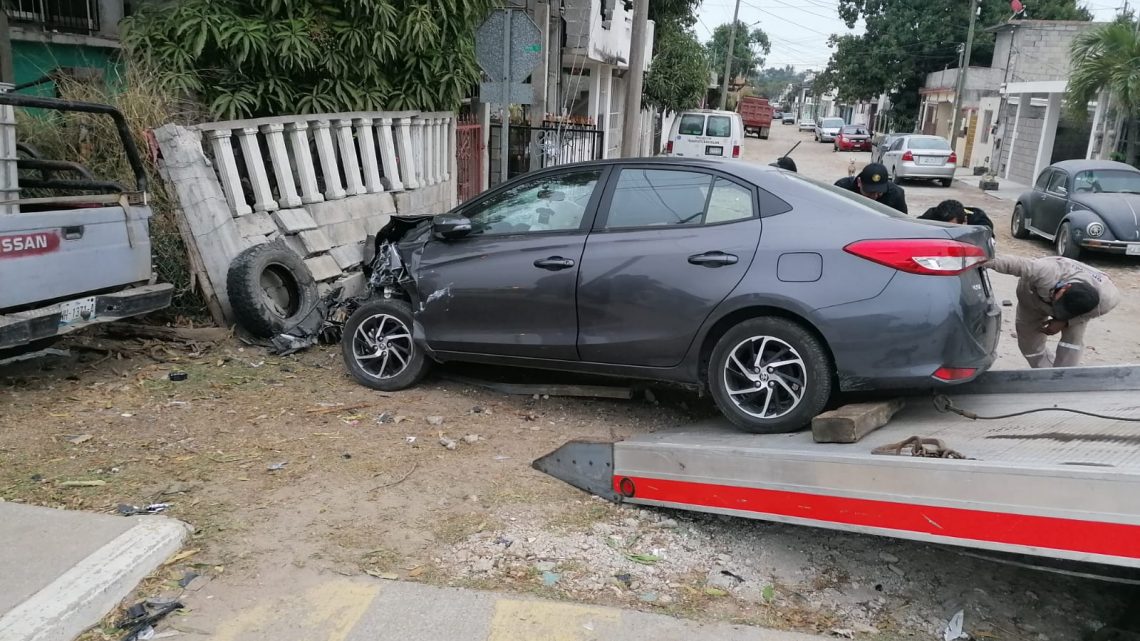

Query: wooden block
left=812, top=399, right=906, bottom=444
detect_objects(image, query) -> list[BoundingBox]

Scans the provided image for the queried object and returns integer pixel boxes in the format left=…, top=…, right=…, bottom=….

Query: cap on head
left=857, top=163, right=889, bottom=194
left=1052, top=282, right=1099, bottom=321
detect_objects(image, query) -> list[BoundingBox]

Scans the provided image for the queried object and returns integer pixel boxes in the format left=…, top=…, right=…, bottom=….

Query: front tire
left=708, top=318, right=832, bottom=434
left=341, top=298, right=431, bottom=391
left=1055, top=221, right=1082, bottom=259
left=1011, top=204, right=1031, bottom=239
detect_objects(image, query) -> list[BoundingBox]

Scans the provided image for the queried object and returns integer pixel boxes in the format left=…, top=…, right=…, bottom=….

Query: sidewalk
left=0, top=502, right=189, bottom=641
left=177, top=575, right=833, bottom=641
left=953, top=167, right=1029, bottom=202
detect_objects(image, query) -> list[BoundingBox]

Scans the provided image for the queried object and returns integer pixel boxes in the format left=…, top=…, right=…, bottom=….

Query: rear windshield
left=821, top=118, right=845, bottom=128
left=841, top=126, right=868, bottom=135
left=908, top=137, right=951, bottom=150
left=777, top=172, right=908, bottom=219
left=678, top=114, right=705, bottom=136
left=706, top=115, right=732, bottom=137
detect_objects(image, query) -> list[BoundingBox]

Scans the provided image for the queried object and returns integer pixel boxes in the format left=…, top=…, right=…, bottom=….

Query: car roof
left=1048, top=159, right=1140, bottom=173
left=678, top=109, right=736, bottom=116
left=493, top=157, right=775, bottom=186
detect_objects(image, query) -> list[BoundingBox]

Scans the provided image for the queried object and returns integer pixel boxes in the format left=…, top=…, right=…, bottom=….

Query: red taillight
left=902, top=150, right=914, bottom=162
left=666, top=140, right=674, bottom=154
left=933, top=366, right=977, bottom=381
left=948, top=151, right=958, bottom=164
left=732, top=145, right=741, bottom=158
left=844, top=239, right=987, bottom=276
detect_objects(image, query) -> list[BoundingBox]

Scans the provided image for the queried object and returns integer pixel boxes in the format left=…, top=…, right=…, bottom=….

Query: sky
left=695, top=0, right=1126, bottom=72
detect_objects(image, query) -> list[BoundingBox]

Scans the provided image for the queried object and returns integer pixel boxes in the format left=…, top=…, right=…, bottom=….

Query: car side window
left=604, top=169, right=754, bottom=229
left=706, top=115, right=731, bottom=137
left=678, top=114, right=705, bottom=136
left=465, top=169, right=601, bottom=236
left=1035, top=170, right=1053, bottom=190
left=889, top=138, right=904, bottom=152
left=1046, top=171, right=1069, bottom=196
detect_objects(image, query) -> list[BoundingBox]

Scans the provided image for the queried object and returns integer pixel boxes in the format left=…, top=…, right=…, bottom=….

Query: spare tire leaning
left=226, top=242, right=318, bottom=338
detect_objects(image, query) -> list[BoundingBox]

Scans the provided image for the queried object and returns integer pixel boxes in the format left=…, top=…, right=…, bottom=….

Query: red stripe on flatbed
left=616, top=475, right=1140, bottom=559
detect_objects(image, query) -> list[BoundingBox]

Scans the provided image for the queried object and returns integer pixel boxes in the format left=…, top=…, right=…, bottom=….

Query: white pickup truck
left=0, top=93, right=172, bottom=357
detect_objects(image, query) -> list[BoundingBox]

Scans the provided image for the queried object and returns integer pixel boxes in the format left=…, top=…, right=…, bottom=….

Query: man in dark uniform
left=834, top=162, right=908, bottom=213
left=918, top=199, right=994, bottom=230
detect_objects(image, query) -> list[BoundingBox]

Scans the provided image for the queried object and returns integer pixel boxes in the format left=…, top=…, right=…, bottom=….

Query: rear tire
left=1055, top=221, right=1082, bottom=259
left=939, top=178, right=953, bottom=187
left=1011, top=204, right=1031, bottom=239
left=892, top=172, right=904, bottom=185
left=341, top=298, right=431, bottom=391
left=708, top=317, right=832, bottom=434
left=227, top=242, right=318, bottom=338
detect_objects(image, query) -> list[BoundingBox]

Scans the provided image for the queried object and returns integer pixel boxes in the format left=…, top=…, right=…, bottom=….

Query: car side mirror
left=432, top=213, right=472, bottom=240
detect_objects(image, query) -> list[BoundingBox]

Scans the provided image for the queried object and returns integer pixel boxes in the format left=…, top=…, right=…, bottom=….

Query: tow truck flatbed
left=534, top=365, right=1140, bottom=569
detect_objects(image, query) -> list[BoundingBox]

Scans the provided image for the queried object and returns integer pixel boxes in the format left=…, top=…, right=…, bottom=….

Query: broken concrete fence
left=154, top=110, right=458, bottom=327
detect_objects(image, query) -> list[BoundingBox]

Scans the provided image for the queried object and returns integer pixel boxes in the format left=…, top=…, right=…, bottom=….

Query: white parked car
left=814, top=117, right=846, bottom=143
left=664, top=110, right=744, bottom=159
left=880, top=134, right=957, bottom=187
left=798, top=119, right=816, bottom=132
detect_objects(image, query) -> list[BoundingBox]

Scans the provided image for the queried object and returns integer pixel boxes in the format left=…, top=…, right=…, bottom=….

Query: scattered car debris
left=177, top=570, right=199, bottom=588
left=404, top=436, right=417, bottom=444
left=117, top=503, right=171, bottom=516
left=266, top=462, right=287, bottom=472
left=719, top=569, right=746, bottom=583
left=116, top=599, right=183, bottom=641
left=375, top=412, right=394, bottom=424
left=167, top=371, right=188, bottom=382
left=59, top=479, right=106, bottom=487
left=66, top=434, right=93, bottom=445
left=0, top=347, right=71, bottom=365
left=541, top=571, right=561, bottom=587
left=426, top=415, right=445, bottom=426
left=944, top=610, right=966, bottom=641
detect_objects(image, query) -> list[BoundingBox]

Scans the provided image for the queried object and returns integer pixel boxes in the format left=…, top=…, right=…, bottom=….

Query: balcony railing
left=7, top=0, right=101, bottom=35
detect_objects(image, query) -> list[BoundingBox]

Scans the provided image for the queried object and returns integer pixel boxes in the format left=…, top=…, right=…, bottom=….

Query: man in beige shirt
left=987, top=255, right=1120, bottom=368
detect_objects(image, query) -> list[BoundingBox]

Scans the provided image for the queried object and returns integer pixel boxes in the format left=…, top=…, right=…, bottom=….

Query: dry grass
left=13, top=65, right=207, bottom=318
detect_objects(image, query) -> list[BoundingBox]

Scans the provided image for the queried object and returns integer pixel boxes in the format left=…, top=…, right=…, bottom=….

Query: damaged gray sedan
left=342, top=158, right=999, bottom=434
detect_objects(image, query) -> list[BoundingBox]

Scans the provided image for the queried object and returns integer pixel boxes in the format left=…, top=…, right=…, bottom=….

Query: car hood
left=1070, top=193, right=1140, bottom=241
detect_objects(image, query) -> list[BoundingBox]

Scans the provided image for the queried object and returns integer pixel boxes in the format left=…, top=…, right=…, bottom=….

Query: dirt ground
left=3, top=123, right=1140, bottom=640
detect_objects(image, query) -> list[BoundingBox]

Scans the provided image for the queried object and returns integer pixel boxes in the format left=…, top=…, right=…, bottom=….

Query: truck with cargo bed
left=736, top=96, right=773, bottom=139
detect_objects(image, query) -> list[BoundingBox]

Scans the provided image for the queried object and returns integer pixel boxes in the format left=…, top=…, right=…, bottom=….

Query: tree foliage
left=1066, top=19, right=1140, bottom=162
left=644, top=21, right=709, bottom=112
left=121, top=0, right=495, bottom=119
left=816, top=0, right=1091, bottom=131
left=751, top=65, right=810, bottom=101
left=707, top=20, right=772, bottom=82
left=644, top=0, right=707, bottom=113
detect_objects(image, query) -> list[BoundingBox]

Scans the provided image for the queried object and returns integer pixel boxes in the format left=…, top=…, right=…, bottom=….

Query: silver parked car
left=881, top=135, right=957, bottom=187
left=870, top=133, right=904, bottom=165
left=798, top=119, right=816, bottom=132
left=814, top=117, right=845, bottom=143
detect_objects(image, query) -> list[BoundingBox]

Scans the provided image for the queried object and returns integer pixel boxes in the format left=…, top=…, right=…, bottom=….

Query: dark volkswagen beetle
left=1012, top=159, right=1140, bottom=259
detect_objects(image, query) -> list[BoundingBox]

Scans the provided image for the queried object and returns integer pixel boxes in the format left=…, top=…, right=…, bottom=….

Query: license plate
left=918, top=156, right=944, bottom=165
left=59, top=297, right=96, bottom=324
left=705, top=145, right=723, bottom=156
left=1127, top=244, right=1140, bottom=256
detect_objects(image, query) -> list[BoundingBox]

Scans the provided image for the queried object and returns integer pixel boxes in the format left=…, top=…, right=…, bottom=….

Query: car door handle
left=533, top=256, right=575, bottom=270
left=688, top=251, right=738, bottom=267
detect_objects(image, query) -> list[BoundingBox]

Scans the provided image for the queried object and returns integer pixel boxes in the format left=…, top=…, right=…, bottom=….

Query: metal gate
left=456, top=115, right=483, bottom=203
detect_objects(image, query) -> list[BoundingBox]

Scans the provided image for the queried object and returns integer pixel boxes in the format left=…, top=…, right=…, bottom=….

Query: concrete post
left=1086, top=92, right=1105, bottom=159
left=333, top=120, right=365, bottom=196
left=396, top=117, right=420, bottom=190
left=235, top=128, right=278, bottom=212
left=1004, top=95, right=1025, bottom=181
left=377, top=117, right=403, bottom=192
left=259, top=123, right=302, bottom=208
left=353, top=117, right=385, bottom=193
left=205, top=130, right=252, bottom=216
left=1033, top=92, right=1062, bottom=183
left=412, top=119, right=427, bottom=187
left=310, top=120, right=346, bottom=200
left=284, top=122, right=323, bottom=204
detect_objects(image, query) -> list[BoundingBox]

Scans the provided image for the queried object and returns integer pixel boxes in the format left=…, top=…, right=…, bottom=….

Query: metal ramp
left=534, top=365, right=1140, bottom=569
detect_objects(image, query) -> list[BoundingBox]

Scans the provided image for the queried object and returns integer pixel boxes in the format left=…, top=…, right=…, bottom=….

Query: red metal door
left=456, top=116, right=483, bottom=203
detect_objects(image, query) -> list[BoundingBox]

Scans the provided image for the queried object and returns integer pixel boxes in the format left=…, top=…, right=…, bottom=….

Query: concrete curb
left=0, top=517, right=191, bottom=641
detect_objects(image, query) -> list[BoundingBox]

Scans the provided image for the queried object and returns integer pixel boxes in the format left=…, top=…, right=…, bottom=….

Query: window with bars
left=7, top=0, right=101, bottom=35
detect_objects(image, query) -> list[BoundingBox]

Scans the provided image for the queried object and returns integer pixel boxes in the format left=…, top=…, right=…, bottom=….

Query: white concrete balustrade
left=195, top=111, right=456, bottom=217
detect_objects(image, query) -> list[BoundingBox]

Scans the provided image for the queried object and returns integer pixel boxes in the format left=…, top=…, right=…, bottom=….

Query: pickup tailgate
left=0, top=205, right=153, bottom=310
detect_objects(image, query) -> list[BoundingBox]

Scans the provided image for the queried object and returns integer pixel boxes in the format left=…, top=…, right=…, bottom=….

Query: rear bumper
left=896, top=162, right=956, bottom=179
left=1078, top=238, right=1140, bottom=255
left=0, top=284, right=174, bottom=350
left=818, top=133, right=837, bottom=141
left=837, top=141, right=871, bottom=150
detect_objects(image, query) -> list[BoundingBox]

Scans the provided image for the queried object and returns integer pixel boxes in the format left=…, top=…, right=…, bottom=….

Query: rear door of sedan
left=575, top=165, right=763, bottom=366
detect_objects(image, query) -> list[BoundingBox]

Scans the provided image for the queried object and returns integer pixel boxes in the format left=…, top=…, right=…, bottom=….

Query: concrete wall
left=994, top=21, right=1106, bottom=84
left=563, top=0, right=653, bottom=70
left=154, top=111, right=457, bottom=326
left=1001, top=103, right=1046, bottom=186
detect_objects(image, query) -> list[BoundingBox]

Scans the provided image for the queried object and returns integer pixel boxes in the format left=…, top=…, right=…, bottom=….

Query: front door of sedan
left=414, top=167, right=607, bottom=360
left=1038, top=170, right=1072, bottom=235
left=882, top=138, right=906, bottom=177
left=575, top=166, right=762, bottom=367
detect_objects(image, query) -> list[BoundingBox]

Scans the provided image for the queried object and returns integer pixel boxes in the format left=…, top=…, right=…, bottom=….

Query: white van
left=664, top=110, right=744, bottom=159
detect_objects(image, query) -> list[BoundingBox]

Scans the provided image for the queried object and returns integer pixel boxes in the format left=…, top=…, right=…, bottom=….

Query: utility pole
left=621, top=0, right=649, bottom=157
left=719, top=0, right=742, bottom=110
left=949, top=0, right=979, bottom=160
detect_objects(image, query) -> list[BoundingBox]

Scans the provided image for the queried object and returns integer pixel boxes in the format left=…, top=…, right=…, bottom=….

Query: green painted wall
left=11, top=40, right=122, bottom=96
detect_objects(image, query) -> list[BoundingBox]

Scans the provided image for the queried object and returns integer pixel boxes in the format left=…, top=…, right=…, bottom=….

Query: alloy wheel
left=722, top=335, right=808, bottom=419
left=351, top=313, right=414, bottom=380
